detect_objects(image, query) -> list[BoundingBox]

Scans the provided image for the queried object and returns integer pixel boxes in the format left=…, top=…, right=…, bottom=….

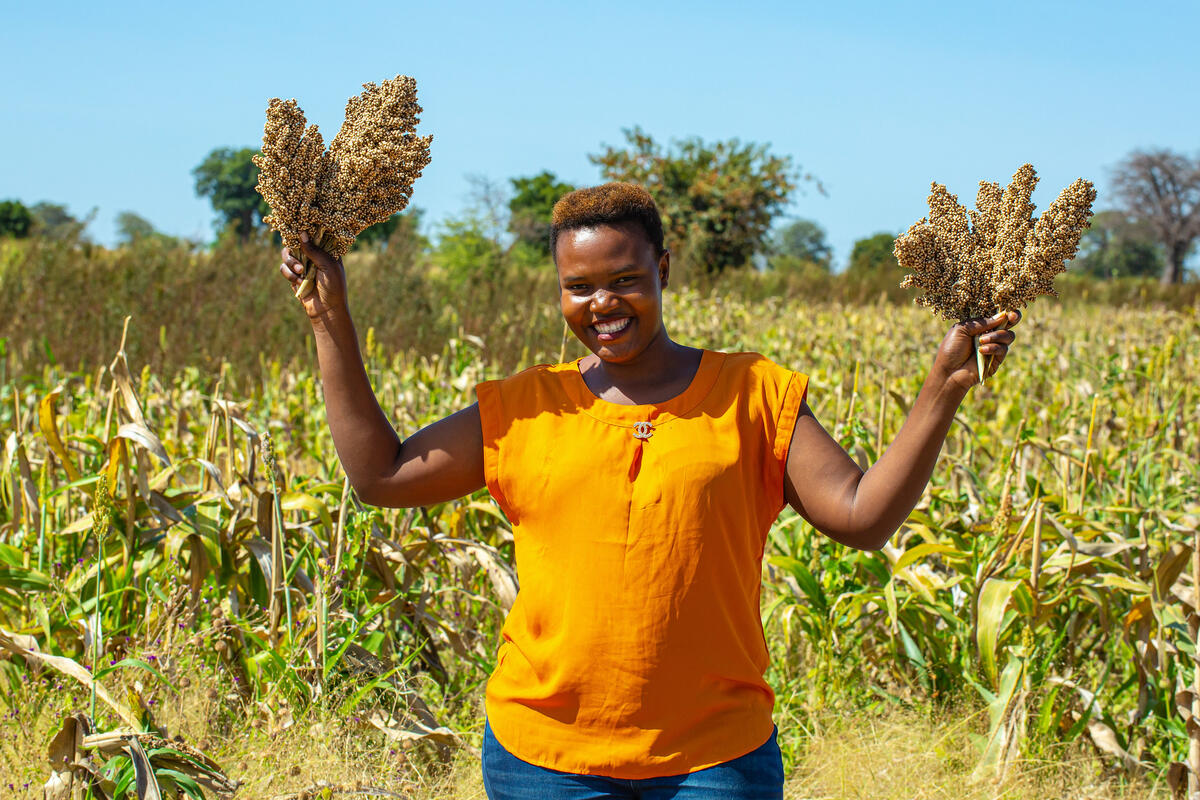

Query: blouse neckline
left=561, top=349, right=725, bottom=422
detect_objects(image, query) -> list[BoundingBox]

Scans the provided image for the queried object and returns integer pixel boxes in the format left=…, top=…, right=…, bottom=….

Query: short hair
left=550, top=182, right=666, bottom=261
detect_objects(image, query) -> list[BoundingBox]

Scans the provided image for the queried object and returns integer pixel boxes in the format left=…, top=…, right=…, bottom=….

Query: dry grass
left=2, top=669, right=1162, bottom=799
left=784, top=708, right=1161, bottom=800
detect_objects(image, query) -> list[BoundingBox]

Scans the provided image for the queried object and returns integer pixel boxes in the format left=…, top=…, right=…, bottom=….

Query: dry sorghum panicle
left=253, top=99, right=326, bottom=258
left=896, top=164, right=1096, bottom=321
left=253, top=76, right=432, bottom=261
left=318, top=76, right=433, bottom=258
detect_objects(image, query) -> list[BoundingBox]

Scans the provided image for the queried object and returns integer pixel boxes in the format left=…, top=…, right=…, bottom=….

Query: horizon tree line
left=1, top=139, right=1196, bottom=284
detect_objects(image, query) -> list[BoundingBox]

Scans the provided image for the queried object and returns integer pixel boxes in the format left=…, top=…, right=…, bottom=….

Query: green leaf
left=976, top=578, right=1019, bottom=687
left=94, top=657, right=177, bottom=691
left=893, top=542, right=960, bottom=572
left=0, top=565, right=52, bottom=591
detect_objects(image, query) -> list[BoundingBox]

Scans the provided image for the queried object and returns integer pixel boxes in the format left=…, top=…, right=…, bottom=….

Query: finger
left=959, top=312, right=1008, bottom=336
left=280, top=262, right=301, bottom=283
left=987, top=347, right=1008, bottom=376
left=299, top=232, right=335, bottom=268
left=1005, top=309, right=1022, bottom=329
left=980, top=341, right=1008, bottom=356
left=281, top=261, right=303, bottom=279
left=282, top=247, right=304, bottom=270
left=980, top=330, right=1016, bottom=346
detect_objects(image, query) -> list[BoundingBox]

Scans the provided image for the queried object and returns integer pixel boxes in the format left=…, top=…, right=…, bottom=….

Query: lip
left=591, top=316, right=632, bottom=342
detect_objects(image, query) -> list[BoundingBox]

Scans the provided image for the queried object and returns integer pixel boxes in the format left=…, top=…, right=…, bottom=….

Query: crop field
left=0, top=257, right=1195, bottom=797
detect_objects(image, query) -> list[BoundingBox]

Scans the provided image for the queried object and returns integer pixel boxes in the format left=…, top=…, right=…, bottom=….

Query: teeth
left=595, top=318, right=630, bottom=334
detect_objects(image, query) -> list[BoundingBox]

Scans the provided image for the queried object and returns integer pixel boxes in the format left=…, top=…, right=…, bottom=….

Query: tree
left=356, top=208, right=426, bottom=250
left=115, top=211, right=157, bottom=244
left=115, top=211, right=182, bottom=247
left=847, top=232, right=899, bottom=274
left=30, top=202, right=91, bottom=241
left=1074, top=210, right=1163, bottom=279
left=0, top=200, right=32, bottom=238
left=771, top=218, right=831, bottom=270
left=1110, top=148, right=1200, bottom=284
left=509, top=171, right=575, bottom=255
left=193, top=147, right=271, bottom=242
left=590, top=127, right=806, bottom=273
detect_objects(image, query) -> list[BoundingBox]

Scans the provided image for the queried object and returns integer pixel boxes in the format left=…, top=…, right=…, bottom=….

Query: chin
left=590, top=339, right=647, bottom=364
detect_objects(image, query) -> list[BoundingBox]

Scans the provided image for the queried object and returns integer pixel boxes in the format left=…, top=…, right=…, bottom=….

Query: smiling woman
left=278, top=181, right=1019, bottom=800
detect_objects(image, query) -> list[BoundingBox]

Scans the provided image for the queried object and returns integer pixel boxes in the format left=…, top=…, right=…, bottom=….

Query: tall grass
left=2, top=234, right=1196, bottom=383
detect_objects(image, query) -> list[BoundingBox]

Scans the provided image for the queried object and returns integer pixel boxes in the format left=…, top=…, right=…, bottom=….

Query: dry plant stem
left=983, top=309, right=1012, bottom=376
left=294, top=228, right=328, bottom=299
left=558, top=319, right=569, bottom=364
left=1191, top=523, right=1200, bottom=798
left=1078, top=395, right=1099, bottom=513
left=974, top=334, right=987, bottom=385
left=1029, top=500, right=1043, bottom=607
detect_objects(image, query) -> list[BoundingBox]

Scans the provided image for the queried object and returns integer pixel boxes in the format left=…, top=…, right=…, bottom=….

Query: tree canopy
left=590, top=127, right=805, bottom=273
left=115, top=211, right=157, bottom=244
left=0, top=200, right=32, bottom=238
left=356, top=208, right=427, bottom=250
left=1110, top=148, right=1200, bottom=284
left=30, top=202, right=91, bottom=241
left=509, top=171, right=575, bottom=255
left=193, top=147, right=271, bottom=242
left=772, top=218, right=832, bottom=270
left=1074, top=210, right=1163, bottom=279
left=847, top=232, right=900, bottom=274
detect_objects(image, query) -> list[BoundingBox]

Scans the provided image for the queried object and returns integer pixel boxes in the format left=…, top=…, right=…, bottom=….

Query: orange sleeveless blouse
left=474, top=350, right=808, bottom=779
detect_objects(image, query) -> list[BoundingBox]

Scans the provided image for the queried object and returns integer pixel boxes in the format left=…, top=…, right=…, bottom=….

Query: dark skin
left=281, top=223, right=1018, bottom=549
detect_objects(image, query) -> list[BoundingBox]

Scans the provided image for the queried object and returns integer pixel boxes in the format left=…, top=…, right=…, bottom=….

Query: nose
left=589, top=289, right=619, bottom=313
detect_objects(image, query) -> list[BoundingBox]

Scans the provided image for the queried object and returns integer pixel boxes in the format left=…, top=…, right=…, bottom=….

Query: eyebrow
left=561, top=265, right=642, bottom=283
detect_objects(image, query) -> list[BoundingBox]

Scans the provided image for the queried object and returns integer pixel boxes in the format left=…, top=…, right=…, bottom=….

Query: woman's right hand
left=280, top=233, right=348, bottom=321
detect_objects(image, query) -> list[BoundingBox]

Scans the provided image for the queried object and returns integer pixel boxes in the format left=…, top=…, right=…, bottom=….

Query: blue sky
left=3, top=0, right=1197, bottom=269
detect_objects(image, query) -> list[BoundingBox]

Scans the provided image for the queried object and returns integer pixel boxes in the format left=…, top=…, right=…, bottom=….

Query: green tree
left=771, top=218, right=831, bottom=271
left=1110, top=148, right=1200, bottom=284
left=590, top=127, right=806, bottom=273
left=30, top=202, right=91, bottom=241
left=0, top=200, right=32, bottom=238
left=509, top=171, right=575, bottom=255
left=115, top=211, right=156, bottom=244
left=192, top=147, right=270, bottom=242
left=356, top=208, right=427, bottom=250
left=436, top=216, right=505, bottom=288
left=1074, top=210, right=1164, bottom=279
left=115, top=211, right=181, bottom=247
left=847, top=232, right=899, bottom=274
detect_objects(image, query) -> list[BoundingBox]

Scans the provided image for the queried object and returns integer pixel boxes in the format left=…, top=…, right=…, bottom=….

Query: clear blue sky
left=3, top=0, right=1197, bottom=269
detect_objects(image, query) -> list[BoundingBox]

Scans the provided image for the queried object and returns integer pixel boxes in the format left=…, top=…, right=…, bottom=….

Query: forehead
left=554, top=223, right=655, bottom=272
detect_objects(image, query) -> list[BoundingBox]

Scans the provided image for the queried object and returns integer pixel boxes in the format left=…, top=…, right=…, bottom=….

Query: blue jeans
left=481, top=721, right=784, bottom=800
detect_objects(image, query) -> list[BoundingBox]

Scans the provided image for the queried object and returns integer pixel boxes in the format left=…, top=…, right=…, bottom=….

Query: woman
left=280, top=182, right=1018, bottom=799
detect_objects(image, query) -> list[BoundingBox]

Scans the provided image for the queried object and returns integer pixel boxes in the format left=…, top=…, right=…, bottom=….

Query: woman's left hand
left=933, top=310, right=1021, bottom=392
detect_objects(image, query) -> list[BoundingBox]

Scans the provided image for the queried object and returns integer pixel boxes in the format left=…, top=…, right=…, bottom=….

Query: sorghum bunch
left=254, top=99, right=327, bottom=260
left=253, top=76, right=433, bottom=297
left=895, top=164, right=1096, bottom=321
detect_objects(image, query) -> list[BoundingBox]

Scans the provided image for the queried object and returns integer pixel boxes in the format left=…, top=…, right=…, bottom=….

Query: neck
left=584, top=326, right=701, bottom=401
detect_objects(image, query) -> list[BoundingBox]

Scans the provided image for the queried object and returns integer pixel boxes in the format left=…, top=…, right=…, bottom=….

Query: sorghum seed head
left=896, top=164, right=1096, bottom=321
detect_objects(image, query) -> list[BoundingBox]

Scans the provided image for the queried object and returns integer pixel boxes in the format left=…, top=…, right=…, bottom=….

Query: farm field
left=0, top=269, right=1195, bottom=798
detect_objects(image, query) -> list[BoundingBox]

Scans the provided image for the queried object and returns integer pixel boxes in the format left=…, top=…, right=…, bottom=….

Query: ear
left=658, top=250, right=671, bottom=289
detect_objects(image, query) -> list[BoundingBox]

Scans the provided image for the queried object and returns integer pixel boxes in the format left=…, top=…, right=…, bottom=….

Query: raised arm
left=783, top=312, right=1019, bottom=550
left=281, top=235, right=485, bottom=508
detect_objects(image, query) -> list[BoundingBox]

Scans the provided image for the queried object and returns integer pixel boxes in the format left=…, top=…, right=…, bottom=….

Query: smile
left=593, top=317, right=632, bottom=341
left=594, top=318, right=630, bottom=334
